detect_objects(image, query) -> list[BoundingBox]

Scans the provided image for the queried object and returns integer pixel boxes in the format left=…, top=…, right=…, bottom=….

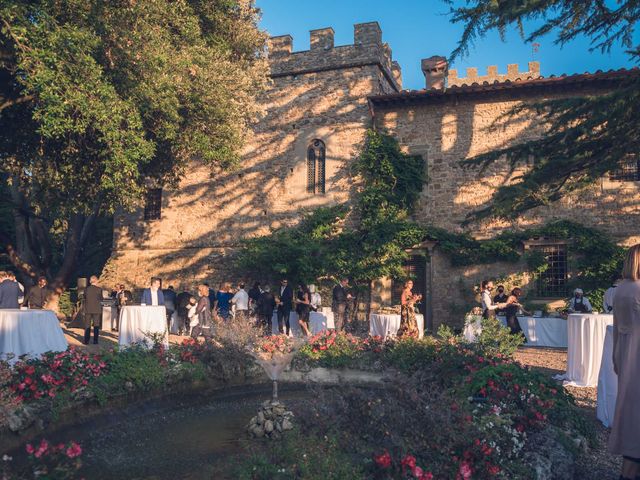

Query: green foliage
left=233, top=430, right=364, bottom=480
left=236, top=129, right=427, bottom=285
left=426, top=219, right=624, bottom=298
left=382, top=337, right=439, bottom=373
left=475, top=317, right=524, bottom=357
left=1, top=0, right=268, bottom=284
left=445, top=0, right=640, bottom=220
left=90, top=346, right=165, bottom=400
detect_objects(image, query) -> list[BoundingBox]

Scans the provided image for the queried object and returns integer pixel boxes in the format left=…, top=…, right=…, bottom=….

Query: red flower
left=65, top=442, right=82, bottom=458
left=401, top=454, right=416, bottom=473
left=487, top=464, right=500, bottom=475
left=458, top=461, right=473, bottom=480
left=373, top=450, right=392, bottom=469
left=419, top=472, right=434, bottom=480
left=25, top=366, right=35, bottom=375
left=25, top=444, right=34, bottom=454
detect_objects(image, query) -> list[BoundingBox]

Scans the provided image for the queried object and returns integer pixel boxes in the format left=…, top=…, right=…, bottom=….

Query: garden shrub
left=475, top=317, right=524, bottom=357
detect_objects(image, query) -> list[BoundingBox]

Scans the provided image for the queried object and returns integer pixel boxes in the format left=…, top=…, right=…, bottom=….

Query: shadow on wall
left=104, top=67, right=386, bottom=289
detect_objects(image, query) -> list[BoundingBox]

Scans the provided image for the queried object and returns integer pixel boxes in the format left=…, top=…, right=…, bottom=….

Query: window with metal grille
left=532, top=244, right=567, bottom=297
left=610, top=154, right=640, bottom=182
left=392, top=255, right=426, bottom=315
left=144, top=188, right=162, bottom=221
left=307, top=139, right=326, bottom=194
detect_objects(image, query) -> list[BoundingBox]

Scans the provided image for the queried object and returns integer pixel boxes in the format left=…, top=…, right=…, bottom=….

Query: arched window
left=307, top=139, right=326, bottom=194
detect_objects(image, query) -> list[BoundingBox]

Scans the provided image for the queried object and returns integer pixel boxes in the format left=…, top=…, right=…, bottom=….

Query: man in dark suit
left=276, top=279, right=293, bottom=335
left=0, top=271, right=20, bottom=309
left=26, top=276, right=49, bottom=309
left=140, top=277, right=165, bottom=306
left=162, top=285, right=177, bottom=330
left=83, top=275, right=104, bottom=344
left=256, top=286, right=276, bottom=335
left=332, top=278, right=352, bottom=332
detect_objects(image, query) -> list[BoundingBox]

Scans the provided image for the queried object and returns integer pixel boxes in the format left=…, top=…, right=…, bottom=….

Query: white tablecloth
left=119, top=306, right=168, bottom=348
left=560, top=313, right=613, bottom=387
left=102, top=306, right=118, bottom=331
left=464, top=315, right=567, bottom=347
left=0, top=309, right=68, bottom=363
left=597, top=325, right=617, bottom=426
left=369, top=313, right=424, bottom=339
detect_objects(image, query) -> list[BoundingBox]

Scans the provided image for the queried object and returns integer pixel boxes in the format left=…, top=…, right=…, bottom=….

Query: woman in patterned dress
left=398, top=280, right=422, bottom=338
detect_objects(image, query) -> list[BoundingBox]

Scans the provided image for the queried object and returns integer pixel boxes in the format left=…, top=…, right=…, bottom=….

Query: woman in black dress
left=295, top=283, right=311, bottom=337
left=504, top=287, right=530, bottom=336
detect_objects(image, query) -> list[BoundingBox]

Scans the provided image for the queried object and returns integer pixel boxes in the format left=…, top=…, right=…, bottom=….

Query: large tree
left=445, top=0, right=640, bottom=222
left=0, top=0, right=268, bottom=299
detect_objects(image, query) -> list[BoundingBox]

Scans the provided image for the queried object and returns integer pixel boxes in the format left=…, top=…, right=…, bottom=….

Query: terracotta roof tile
left=369, top=67, right=640, bottom=104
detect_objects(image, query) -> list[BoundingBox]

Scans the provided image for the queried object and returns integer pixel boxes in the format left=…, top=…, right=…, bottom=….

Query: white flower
left=2, top=454, right=12, bottom=462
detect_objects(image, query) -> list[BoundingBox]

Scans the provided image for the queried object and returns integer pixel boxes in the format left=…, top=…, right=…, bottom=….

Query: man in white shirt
left=480, top=280, right=507, bottom=319
left=568, top=288, right=592, bottom=313
left=603, top=280, right=621, bottom=313
left=309, top=284, right=322, bottom=311
left=141, top=277, right=165, bottom=306
left=231, top=283, right=249, bottom=321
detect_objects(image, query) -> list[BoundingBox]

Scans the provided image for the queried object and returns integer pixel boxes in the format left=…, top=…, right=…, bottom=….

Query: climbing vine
left=236, top=129, right=625, bottom=304
left=235, top=129, right=425, bottom=285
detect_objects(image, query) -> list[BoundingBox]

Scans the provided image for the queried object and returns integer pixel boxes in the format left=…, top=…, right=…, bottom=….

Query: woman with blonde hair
left=609, top=244, right=640, bottom=480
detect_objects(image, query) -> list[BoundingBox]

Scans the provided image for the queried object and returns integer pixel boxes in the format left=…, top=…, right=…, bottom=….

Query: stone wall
left=374, top=84, right=640, bottom=327
left=102, top=22, right=399, bottom=291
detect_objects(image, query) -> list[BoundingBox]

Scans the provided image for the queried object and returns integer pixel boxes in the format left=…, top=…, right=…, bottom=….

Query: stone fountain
left=246, top=340, right=299, bottom=439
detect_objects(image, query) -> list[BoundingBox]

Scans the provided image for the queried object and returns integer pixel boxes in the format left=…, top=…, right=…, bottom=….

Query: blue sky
left=256, top=0, right=636, bottom=91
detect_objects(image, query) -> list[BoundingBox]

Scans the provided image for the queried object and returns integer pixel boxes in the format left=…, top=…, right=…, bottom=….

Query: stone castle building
left=103, top=22, right=640, bottom=330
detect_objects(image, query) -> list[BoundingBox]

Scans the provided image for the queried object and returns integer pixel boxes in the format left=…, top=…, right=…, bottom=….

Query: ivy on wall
left=236, top=129, right=625, bottom=306
left=235, top=129, right=426, bottom=285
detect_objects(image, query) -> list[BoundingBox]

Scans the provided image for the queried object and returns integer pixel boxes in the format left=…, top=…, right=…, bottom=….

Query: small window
left=610, top=154, right=640, bottom=182
left=144, top=188, right=162, bottom=221
left=307, top=139, right=326, bottom=194
left=532, top=243, right=568, bottom=297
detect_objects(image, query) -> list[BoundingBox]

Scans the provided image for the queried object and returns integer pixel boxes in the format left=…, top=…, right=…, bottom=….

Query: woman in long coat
left=609, top=244, right=640, bottom=480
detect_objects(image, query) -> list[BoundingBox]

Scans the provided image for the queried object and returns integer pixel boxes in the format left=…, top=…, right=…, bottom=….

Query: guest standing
left=398, top=280, right=422, bottom=338
left=83, top=276, right=104, bottom=345
left=176, top=290, right=192, bottom=335
left=604, top=280, right=622, bottom=314
left=608, top=244, right=640, bottom=480
left=0, top=271, right=20, bottom=309
left=26, top=276, right=49, bottom=309
left=257, top=286, right=276, bottom=335
left=276, top=279, right=293, bottom=335
left=493, top=285, right=508, bottom=316
left=568, top=288, right=592, bottom=313
left=163, top=285, right=177, bottom=331
left=215, top=283, right=233, bottom=321
left=191, top=284, right=213, bottom=340
left=295, top=284, right=311, bottom=337
left=332, top=279, right=352, bottom=332
left=309, top=284, right=322, bottom=312
left=141, top=277, right=165, bottom=306
left=248, top=282, right=262, bottom=318
left=504, top=288, right=530, bottom=336
left=231, top=283, right=249, bottom=321
left=480, top=280, right=506, bottom=319
left=6, top=272, right=25, bottom=306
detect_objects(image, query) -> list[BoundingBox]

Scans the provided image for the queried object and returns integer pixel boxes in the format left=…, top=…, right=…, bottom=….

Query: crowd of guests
left=102, top=276, right=356, bottom=341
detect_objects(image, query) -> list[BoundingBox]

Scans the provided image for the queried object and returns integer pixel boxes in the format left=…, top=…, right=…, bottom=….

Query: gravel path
left=514, top=347, right=620, bottom=479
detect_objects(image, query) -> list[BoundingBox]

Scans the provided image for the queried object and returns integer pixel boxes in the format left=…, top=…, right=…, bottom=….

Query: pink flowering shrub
left=9, top=348, right=107, bottom=402
left=0, top=439, right=83, bottom=480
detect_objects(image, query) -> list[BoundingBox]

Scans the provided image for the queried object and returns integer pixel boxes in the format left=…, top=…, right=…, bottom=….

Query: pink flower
left=487, top=464, right=500, bottom=475
left=25, top=444, right=34, bottom=454
left=373, top=450, right=392, bottom=469
left=419, top=471, right=434, bottom=480
left=401, top=454, right=416, bottom=473
left=65, top=442, right=82, bottom=458
left=458, top=461, right=472, bottom=480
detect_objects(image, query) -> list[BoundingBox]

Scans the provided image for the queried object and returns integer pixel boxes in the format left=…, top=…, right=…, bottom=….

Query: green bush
left=475, top=317, right=524, bottom=357
left=382, top=337, right=438, bottom=373
left=233, top=430, right=364, bottom=479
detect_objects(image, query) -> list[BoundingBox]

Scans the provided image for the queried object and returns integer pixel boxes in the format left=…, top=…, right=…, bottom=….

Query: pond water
left=25, top=385, right=311, bottom=480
